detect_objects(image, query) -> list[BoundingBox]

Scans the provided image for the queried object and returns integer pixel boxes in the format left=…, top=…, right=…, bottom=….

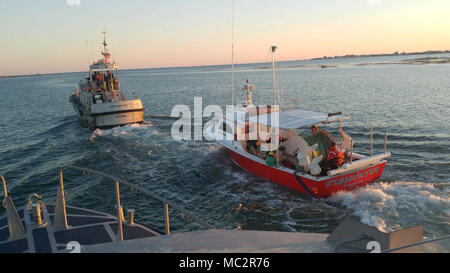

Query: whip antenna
left=231, top=0, right=235, bottom=106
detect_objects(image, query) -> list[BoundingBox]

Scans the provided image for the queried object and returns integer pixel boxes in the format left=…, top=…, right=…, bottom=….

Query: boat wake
left=144, top=114, right=176, bottom=119
left=327, top=181, right=450, bottom=235
left=89, top=123, right=154, bottom=141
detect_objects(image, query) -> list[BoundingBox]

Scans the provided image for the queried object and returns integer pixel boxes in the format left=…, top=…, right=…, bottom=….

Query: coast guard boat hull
left=70, top=95, right=144, bottom=129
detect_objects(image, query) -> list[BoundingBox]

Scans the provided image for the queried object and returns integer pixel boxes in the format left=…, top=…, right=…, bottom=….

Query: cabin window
left=93, top=94, right=103, bottom=104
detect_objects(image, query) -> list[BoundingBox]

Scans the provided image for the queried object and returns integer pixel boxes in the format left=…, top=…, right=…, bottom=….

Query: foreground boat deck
left=0, top=205, right=161, bottom=253
left=82, top=229, right=333, bottom=253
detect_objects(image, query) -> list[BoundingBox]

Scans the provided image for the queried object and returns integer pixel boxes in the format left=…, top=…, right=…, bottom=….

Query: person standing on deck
left=327, top=141, right=344, bottom=170
left=106, top=71, right=112, bottom=91
left=266, top=151, right=276, bottom=167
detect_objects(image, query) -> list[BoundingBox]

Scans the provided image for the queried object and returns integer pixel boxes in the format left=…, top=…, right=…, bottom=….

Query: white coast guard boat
left=205, top=46, right=391, bottom=198
left=1, top=167, right=440, bottom=253
left=69, top=32, right=144, bottom=129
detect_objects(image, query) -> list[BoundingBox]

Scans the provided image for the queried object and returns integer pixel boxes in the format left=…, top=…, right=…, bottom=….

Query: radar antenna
left=101, top=31, right=110, bottom=61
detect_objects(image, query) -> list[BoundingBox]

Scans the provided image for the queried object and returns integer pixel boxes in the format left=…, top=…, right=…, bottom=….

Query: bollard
left=127, top=209, right=135, bottom=225
left=32, top=203, right=42, bottom=226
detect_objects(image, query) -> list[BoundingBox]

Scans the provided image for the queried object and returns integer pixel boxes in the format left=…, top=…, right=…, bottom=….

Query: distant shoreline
left=2, top=50, right=449, bottom=78
left=310, top=50, right=450, bottom=60
left=0, top=74, right=42, bottom=79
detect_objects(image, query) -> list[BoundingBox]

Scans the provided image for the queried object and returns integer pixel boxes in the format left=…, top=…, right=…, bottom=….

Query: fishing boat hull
left=226, top=147, right=386, bottom=198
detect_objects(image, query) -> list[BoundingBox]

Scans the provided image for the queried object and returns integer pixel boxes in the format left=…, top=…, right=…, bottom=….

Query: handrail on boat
left=59, top=166, right=214, bottom=236
left=1, top=176, right=8, bottom=209
left=1, top=176, right=7, bottom=198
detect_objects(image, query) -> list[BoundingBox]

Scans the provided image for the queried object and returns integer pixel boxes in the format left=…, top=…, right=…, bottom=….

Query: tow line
left=293, top=172, right=318, bottom=199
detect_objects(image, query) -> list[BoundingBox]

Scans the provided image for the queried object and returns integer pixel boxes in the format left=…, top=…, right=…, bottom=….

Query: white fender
left=309, top=155, right=323, bottom=176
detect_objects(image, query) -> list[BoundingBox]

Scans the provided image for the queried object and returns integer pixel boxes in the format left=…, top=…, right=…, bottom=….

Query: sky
left=0, top=0, right=449, bottom=76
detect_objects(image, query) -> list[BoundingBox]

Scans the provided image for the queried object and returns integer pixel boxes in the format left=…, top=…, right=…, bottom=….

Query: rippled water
left=0, top=54, right=449, bottom=243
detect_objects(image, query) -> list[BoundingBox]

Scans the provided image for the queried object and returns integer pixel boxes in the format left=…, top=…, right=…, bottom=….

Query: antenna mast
left=231, top=0, right=235, bottom=106
left=102, top=31, right=110, bottom=61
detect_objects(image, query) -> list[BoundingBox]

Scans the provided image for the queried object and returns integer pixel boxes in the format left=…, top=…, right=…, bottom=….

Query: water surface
left=0, top=54, right=448, bottom=245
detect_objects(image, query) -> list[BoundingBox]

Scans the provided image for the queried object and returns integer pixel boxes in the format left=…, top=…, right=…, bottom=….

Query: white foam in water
left=89, top=128, right=104, bottom=141
left=224, top=168, right=249, bottom=184
left=328, top=181, right=450, bottom=233
left=89, top=123, right=152, bottom=141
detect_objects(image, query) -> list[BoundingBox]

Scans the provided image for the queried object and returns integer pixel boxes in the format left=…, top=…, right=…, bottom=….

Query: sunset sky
left=1, top=0, right=449, bottom=76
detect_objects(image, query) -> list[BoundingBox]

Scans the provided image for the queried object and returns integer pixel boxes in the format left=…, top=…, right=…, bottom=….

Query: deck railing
left=59, top=166, right=214, bottom=239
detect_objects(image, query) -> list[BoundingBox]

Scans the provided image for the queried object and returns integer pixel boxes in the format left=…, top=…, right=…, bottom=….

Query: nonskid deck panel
left=0, top=204, right=162, bottom=253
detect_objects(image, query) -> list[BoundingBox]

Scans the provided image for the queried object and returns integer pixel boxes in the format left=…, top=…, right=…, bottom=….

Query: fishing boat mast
left=271, top=46, right=277, bottom=106
left=269, top=46, right=281, bottom=166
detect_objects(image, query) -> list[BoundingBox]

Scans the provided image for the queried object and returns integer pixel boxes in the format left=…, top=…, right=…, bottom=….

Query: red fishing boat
left=205, top=46, right=390, bottom=198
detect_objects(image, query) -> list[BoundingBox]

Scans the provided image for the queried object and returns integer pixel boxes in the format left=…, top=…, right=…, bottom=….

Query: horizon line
left=2, top=49, right=449, bottom=78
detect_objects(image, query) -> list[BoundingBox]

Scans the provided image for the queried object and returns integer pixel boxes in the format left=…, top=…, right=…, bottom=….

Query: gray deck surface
left=82, top=229, right=332, bottom=253
left=0, top=205, right=160, bottom=253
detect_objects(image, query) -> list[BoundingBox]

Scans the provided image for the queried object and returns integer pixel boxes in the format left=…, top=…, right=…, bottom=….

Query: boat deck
left=0, top=205, right=162, bottom=253
left=81, top=229, right=333, bottom=253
